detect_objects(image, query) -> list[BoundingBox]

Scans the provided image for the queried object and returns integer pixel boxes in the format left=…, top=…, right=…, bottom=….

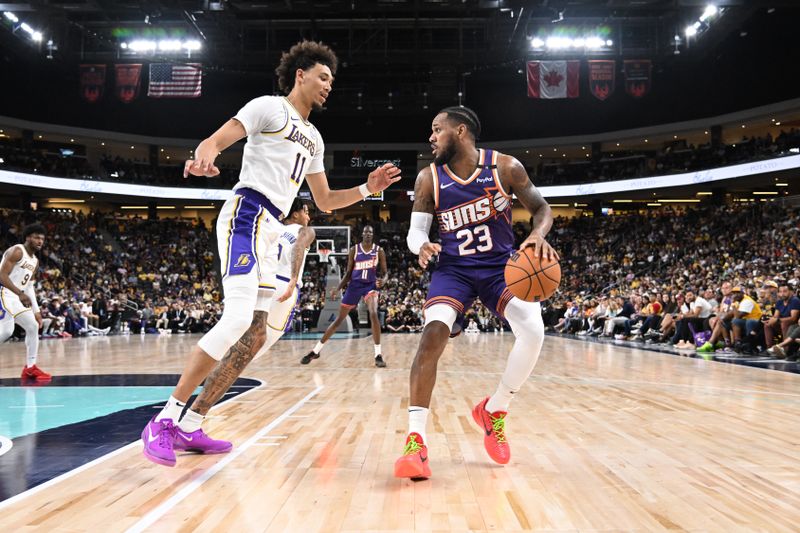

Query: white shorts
left=0, top=287, right=31, bottom=319
left=216, top=189, right=283, bottom=303
left=266, top=276, right=300, bottom=334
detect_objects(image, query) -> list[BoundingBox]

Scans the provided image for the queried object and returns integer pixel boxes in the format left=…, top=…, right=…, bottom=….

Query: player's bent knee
left=423, top=304, right=458, bottom=331
left=505, top=298, right=544, bottom=340
left=197, top=307, right=256, bottom=361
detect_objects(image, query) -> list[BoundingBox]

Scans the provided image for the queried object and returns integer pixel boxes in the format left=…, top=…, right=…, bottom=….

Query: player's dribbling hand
left=419, top=242, right=441, bottom=269
left=330, top=288, right=339, bottom=299
left=366, top=163, right=402, bottom=192
left=19, top=293, right=32, bottom=308
left=520, top=230, right=560, bottom=262
left=376, top=278, right=384, bottom=289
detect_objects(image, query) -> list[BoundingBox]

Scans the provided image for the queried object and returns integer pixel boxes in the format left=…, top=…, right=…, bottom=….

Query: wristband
left=358, top=183, right=371, bottom=198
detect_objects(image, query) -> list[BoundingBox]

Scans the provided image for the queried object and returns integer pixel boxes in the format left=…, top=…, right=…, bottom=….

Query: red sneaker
left=21, top=365, right=52, bottom=382
left=393, top=432, right=431, bottom=479
left=471, top=397, right=510, bottom=465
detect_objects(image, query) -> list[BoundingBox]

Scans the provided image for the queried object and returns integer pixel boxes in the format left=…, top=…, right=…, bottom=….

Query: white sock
left=178, top=409, right=205, bottom=433
left=26, top=351, right=37, bottom=368
left=408, top=406, right=429, bottom=442
left=156, top=395, right=186, bottom=422
left=374, top=344, right=382, bottom=357
left=313, top=341, right=325, bottom=354
left=485, top=381, right=516, bottom=413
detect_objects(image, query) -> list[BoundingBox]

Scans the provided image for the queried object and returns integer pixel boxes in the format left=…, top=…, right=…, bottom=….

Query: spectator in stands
left=671, top=290, right=713, bottom=348
left=764, top=282, right=800, bottom=348
left=732, top=287, right=763, bottom=352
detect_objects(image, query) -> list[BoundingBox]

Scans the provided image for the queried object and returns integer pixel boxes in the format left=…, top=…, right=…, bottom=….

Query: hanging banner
left=115, top=64, right=142, bottom=103
left=79, top=64, right=106, bottom=103
left=526, top=61, right=580, bottom=99
left=588, top=60, right=615, bottom=101
left=624, top=60, right=652, bottom=98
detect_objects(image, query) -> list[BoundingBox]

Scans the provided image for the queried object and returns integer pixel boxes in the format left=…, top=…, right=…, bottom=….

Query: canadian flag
left=527, top=60, right=580, bottom=99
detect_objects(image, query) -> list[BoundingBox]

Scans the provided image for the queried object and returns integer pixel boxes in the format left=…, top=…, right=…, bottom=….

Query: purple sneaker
left=141, top=416, right=177, bottom=467
left=174, top=428, right=233, bottom=454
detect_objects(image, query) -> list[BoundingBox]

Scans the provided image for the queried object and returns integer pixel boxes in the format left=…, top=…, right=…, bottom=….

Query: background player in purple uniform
left=394, top=106, right=558, bottom=479
left=302, top=225, right=389, bottom=367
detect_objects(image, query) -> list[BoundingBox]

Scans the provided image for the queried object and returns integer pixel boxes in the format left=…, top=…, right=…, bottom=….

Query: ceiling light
left=3, top=12, right=19, bottom=23
left=700, top=5, right=718, bottom=21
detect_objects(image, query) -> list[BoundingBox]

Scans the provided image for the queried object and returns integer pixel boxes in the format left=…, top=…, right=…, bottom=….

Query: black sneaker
left=301, top=351, right=319, bottom=365
left=374, top=355, right=386, bottom=368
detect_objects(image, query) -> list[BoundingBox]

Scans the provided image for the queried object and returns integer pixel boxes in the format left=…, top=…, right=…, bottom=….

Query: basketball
left=504, top=247, right=561, bottom=302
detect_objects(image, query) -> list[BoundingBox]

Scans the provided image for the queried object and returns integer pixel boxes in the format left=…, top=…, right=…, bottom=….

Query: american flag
left=147, top=63, right=202, bottom=98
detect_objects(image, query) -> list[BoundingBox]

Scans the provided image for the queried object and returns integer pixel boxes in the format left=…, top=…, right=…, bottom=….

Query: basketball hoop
left=319, top=248, right=332, bottom=263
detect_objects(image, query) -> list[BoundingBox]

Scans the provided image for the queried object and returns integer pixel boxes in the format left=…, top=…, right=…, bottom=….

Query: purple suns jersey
left=433, top=148, right=514, bottom=267
left=351, top=244, right=380, bottom=283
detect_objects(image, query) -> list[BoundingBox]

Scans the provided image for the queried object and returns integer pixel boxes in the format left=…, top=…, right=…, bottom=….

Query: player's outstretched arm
left=277, top=227, right=316, bottom=302
left=183, top=118, right=247, bottom=178
left=406, top=167, right=440, bottom=268
left=500, top=154, right=559, bottom=261
left=305, top=163, right=401, bottom=212
left=0, top=247, right=31, bottom=307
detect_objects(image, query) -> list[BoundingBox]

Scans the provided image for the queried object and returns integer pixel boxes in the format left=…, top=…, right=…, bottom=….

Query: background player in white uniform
left=0, top=223, right=50, bottom=382
left=141, top=40, right=401, bottom=467
left=251, top=198, right=315, bottom=359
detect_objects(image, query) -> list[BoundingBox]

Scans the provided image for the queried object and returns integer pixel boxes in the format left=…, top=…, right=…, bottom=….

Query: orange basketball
left=504, top=247, right=561, bottom=302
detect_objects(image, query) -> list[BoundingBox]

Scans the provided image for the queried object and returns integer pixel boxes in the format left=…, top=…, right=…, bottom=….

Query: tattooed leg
left=190, top=311, right=268, bottom=415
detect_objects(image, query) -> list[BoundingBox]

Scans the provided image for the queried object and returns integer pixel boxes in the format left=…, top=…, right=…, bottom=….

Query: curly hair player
left=141, top=41, right=401, bottom=467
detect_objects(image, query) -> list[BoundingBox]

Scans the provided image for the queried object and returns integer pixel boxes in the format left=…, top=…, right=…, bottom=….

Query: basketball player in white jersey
left=142, top=40, right=401, bottom=467
left=253, top=197, right=315, bottom=359
left=0, top=223, right=51, bottom=382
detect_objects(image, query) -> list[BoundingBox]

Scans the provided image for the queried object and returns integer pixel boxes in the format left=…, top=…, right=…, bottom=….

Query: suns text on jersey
left=437, top=196, right=494, bottom=233
left=284, top=125, right=316, bottom=156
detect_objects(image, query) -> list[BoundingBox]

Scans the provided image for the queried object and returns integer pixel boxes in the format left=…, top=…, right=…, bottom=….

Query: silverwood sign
left=334, top=151, right=417, bottom=172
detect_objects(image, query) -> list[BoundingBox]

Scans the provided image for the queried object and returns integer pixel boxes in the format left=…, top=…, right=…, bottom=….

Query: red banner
left=79, top=64, right=106, bottom=103
left=588, top=60, right=615, bottom=101
left=623, top=60, right=652, bottom=98
left=115, top=64, right=142, bottom=104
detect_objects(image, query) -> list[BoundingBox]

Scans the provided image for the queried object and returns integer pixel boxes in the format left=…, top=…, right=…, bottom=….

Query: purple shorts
left=341, top=280, right=378, bottom=308
left=424, top=263, right=514, bottom=319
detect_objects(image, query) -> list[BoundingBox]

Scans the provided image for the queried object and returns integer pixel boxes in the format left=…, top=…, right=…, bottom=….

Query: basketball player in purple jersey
left=302, top=225, right=389, bottom=367
left=394, top=106, right=558, bottom=479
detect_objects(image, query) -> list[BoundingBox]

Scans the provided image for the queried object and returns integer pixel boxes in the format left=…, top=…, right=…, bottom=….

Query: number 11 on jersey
left=290, top=153, right=306, bottom=185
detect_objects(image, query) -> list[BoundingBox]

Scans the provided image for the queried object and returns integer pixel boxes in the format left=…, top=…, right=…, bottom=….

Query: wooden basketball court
left=1, top=332, right=799, bottom=532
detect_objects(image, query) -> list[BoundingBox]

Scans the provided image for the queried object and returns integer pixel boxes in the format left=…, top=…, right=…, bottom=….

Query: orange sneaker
left=471, top=397, right=510, bottom=465
left=393, top=432, right=431, bottom=479
left=21, top=364, right=52, bottom=382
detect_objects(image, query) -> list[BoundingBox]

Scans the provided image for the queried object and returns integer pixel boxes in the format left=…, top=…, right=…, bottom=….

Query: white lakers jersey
left=5, top=244, right=38, bottom=289
left=233, top=96, right=325, bottom=216
left=275, top=223, right=308, bottom=280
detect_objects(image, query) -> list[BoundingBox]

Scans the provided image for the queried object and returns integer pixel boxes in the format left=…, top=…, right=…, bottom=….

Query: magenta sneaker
left=141, top=416, right=177, bottom=467
left=174, top=428, right=233, bottom=454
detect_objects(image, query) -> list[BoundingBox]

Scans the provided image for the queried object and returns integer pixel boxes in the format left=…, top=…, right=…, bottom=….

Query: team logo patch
left=235, top=254, right=252, bottom=268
